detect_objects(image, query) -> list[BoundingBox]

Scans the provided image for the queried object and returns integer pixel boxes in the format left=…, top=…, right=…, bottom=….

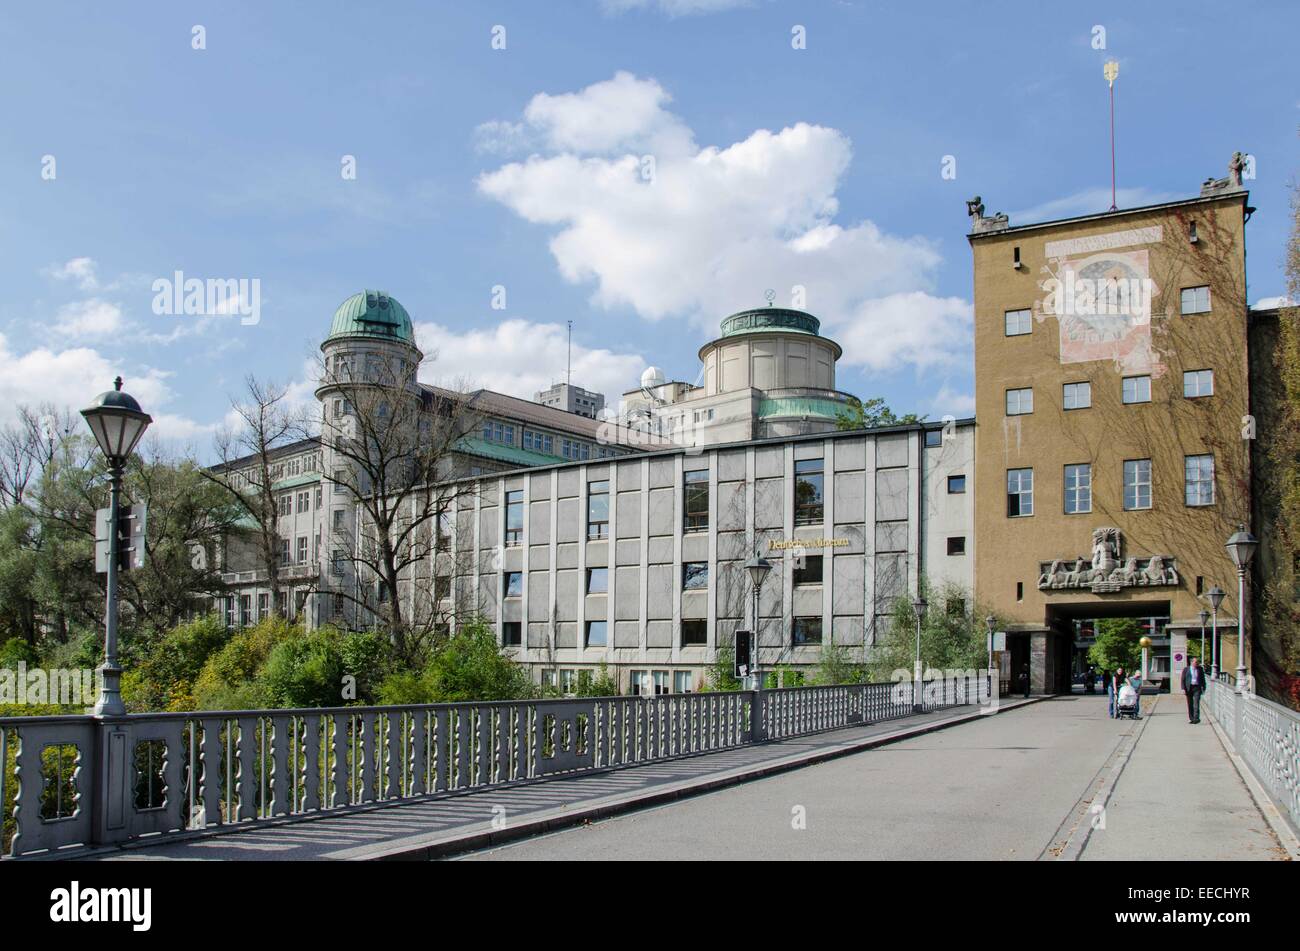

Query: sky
left=2, top=0, right=1296, bottom=457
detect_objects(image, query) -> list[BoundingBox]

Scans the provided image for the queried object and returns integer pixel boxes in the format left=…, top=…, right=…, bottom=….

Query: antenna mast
left=1105, top=60, right=1119, bottom=211
left=566, top=320, right=572, bottom=386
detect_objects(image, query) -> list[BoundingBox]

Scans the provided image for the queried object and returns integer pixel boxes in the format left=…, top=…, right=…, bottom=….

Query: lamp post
left=1225, top=525, right=1259, bottom=694
left=743, top=554, right=772, bottom=691
left=912, top=596, right=927, bottom=713
left=1206, top=585, right=1225, bottom=680
left=1197, top=610, right=1209, bottom=673
left=81, top=377, right=152, bottom=716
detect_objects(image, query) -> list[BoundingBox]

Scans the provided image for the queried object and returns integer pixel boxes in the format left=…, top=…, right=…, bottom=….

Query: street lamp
left=1206, top=585, right=1226, bottom=679
left=1225, top=524, right=1258, bottom=694
left=1197, top=610, right=1209, bottom=674
left=743, top=554, right=772, bottom=690
left=912, top=596, right=928, bottom=713
left=81, top=377, right=152, bottom=716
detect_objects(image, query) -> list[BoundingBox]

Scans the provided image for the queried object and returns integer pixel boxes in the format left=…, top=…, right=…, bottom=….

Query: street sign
left=95, top=503, right=147, bottom=572
left=733, top=629, right=752, bottom=680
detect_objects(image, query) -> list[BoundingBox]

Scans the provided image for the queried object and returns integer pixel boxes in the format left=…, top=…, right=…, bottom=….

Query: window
left=793, top=555, right=823, bottom=585
left=1123, top=459, right=1152, bottom=510
left=682, top=562, right=709, bottom=590
left=587, top=480, right=609, bottom=539
left=1180, top=285, right=1211, bottom=314
left=585, top=620, right=607, bottom=647
left=332, top=592, right=345, bottom=619
left=279, top=537, right=290, bottom=566
left=240, top=595, right=252, bottom=628
left=502, top=622, right=522, bottom=646
left=482, top=420, right=515, bottom=445
left=503, top=571, right=523, bottom=599
left=296, top=491, right=310, bottom=514
left=257, top=593, right=269, bottom=620
left=586, top=567, right=608, bottom=594
left=296, top=536, right=308, bottom=564
left=278, top=494, right=292, bottom=517
left=333, top=470, right=346, bottom=494
left=1007, top=468, right=1033, bottom=517
left=504, top=489, right=524, bottom=546
left=1183, top=369, right=1214, bottom=398
left=684, top=469, right=709, bottom=531
left=1064, top=464, right=1092, bottom=514
left=1005, top=309, right=1032, bottom=336
left=523, top=430, right=554, bottom=454
left=792, top=617, right=823, bottom=646
left=794, top=459, right=824, bottom=525
left=924, top=429, right=942, bottom=448
left=1005, top=388, right=1033, bottom=416
left=434, top=575, right=450, bottom=601
left=436, top=512, right=451, bottom=550
left=1185, top=454, right=1215, bottom=507
left=652, top=670, right=670, bottom=695
left=681, top=619, right=707, bottom=646
left=1063, top=381, right=1092, bottom=410
left=1122, top=375, right=1151, bottom=404
left=947, top=474, right=966, bottom=494
left=673, top=671, right=694, bottom=694
left=332, top=510, right=344, bottom=531
left=628, top=670, right=648, bottom=696
left=947, top=536, right=966, bottom=556
left=559, top=669, right=578, bottom=694
left=331, top=548, right=344, bottom=576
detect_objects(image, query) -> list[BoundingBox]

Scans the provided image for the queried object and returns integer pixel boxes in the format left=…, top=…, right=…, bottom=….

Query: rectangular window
left=587, top=480, right=609, bottom=539
left=681, top=619, right=707, bottom=646
left=673, top=671, right=694, bottom=694
left=279, top=537, right=290, bottom=566
left=333, top=470, right=346, bottom=494
left=434, top=575, right=451, bottom=601
left=257, top=593, right=269, bottom=619
left=683, top=562, right=709, bottom=590
left=331, top=548, right=344, bottom=576
left=1180, top=285, right=1211, bottom=314
left=628, top=670, right=648, bottom=696
left=946, top=536, right=966, bottom=556
left=1005, top=309, right=1032, bottom=336
left=947, top=474, right=966, bottom=494
left=794, top=459, right=824, bottom=525
left=1185, top=454, right=1215, bottom=507
left=502, top=622, right=522, bottom=646
left=240, top=595, right=252, bottom=628
left=1064, top=463, right=1092, bottom=514
left=792, top=617, right=823, bottom=646
left=652, top=670, right=670, bottom=695
left=504, top=489, right=524, bottom=546
left=503, top=571, right=523, bottom=599
left=1123, top=459, right=1152, bottom=510
left=1005, top=387, right=1033, bottom=416
left=1122, top=375, right=1151, bottom=404
left=585, top=620, right=607, bottom=647
left=296, top=491, right=310, bottom=513
left=924, top=429, right=942, bottom=448
left=1063, top=381, right=1092, bottom=410
left=296, top=536, right=308, bottom=564
left=684, top=469, right=709, bottom=531
left=586, top=567, right=608, bottom=594
left=332, top=510, right=344, bottom=531
left=793, top=554, right=823, bottom=585
left=1183, top=369, right=1214, bottom=398
left=1007, top=468, right=1033, bottom=517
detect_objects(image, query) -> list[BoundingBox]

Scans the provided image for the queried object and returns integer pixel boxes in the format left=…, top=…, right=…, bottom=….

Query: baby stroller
left=1116, top=680, right=1140, bottom=719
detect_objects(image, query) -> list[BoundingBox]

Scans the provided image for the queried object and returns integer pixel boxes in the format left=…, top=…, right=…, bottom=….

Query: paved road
left=462, top=694, right=1286, bottom=861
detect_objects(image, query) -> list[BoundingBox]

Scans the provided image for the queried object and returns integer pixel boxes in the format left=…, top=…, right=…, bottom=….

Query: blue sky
left=2, top=0, right=1295, bottom=451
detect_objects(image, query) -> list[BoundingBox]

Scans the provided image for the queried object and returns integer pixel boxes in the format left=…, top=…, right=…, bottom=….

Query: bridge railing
left=1, top=673, right=989, bottom=859
left=1205, top=677, right=1300, bottom=835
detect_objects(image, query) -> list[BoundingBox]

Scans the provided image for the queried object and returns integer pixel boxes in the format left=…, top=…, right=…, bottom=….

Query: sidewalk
left=83, top=698, right=1038, bottom=862
left=1078, top=697, right=1289, bottom=861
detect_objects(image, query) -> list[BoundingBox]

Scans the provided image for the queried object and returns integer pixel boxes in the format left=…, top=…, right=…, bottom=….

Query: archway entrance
left=1045, top=599, right=1172, bottom=693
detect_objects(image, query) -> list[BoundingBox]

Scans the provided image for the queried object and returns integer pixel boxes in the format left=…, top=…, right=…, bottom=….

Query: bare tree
left=204, top=376, right=311, bottom=617
left=317, top=353, right=484, bottom=663
left=0, top=403, right=79, bottom=508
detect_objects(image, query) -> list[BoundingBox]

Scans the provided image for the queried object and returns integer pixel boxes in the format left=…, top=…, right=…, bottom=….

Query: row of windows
left=1004, top=370, right=1213, bottom=416
left=1006, top=455, right=1215, bottom=516
left=277, top=488, right=323, bottom=517
left=504, top=619, right=830, bottom=650
left=1003, top=285, right=1211, bottom=337
left=499, top=558, right=830, bottom=602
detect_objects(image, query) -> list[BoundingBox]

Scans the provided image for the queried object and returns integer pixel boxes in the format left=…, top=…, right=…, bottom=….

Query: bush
left=812, top=645, right=869, bottom=685
left=576, top=660, right=619, bottom=697
left=0, top=637, right=37, bottom=668
left=193, top=616, right=298, bottom=710
left=377, top=617, right=532, bottom=704
left=706, top=647, right=742, bottom=692
left=259, top=627, right=392, bottom=708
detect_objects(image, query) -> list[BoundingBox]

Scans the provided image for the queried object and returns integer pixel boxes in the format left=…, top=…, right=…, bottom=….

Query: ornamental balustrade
left=1, top=674, right=987, bottom=858
left=1205, top=675, right=1300, bottom=835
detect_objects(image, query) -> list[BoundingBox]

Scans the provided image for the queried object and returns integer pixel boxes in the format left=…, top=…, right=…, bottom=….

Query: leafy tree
left=835, top=396, right=924, bottom=431
left=812, top=644, right=869, bottom=685
left=1088, top=618, right=1143, bottom=673
left=869, top=579, right=994, bottom=681
left=417, top=618, right=534, bottom=702
left=576, top=660, right=619, bottom=697
left=706, top=647, right=742, bottom=692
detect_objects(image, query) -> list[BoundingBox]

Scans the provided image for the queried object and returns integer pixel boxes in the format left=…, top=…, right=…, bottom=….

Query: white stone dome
left=640, top=366, right=666, bottom=388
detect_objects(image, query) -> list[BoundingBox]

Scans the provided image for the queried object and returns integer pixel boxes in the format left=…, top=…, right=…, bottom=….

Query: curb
left=1052, top=695, right=1158, bottom=861
left=351, top=696, right=1048, bottom=861
left=1206, top=711, right=1300, bottom=860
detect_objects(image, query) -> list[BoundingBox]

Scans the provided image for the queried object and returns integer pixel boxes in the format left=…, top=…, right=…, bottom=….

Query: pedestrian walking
left=1181, top=656, right=1207, bottom=723
left=1019, top=663, right=1030, bottom=698
left=1107, top=666, right=1126, bottom=718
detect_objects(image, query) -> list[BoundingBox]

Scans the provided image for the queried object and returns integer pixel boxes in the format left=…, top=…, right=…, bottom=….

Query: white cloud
left=477, top=74, right=970, bottom=371
left=600, top=0, right=753, bottom=16
left=1251, top=295, right=1294, bottom=310
left=43, top=256, right=100, bottom=291
left=414, top=318, right=646, bottom=407
left=53, top=298, right=126, bottom=339
left=1008, top=187, right=1180, bottom=225
left=927, top=384, right=976, bottom=420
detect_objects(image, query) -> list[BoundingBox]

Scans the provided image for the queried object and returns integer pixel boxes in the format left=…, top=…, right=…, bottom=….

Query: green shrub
left=193, top=616, right=298, bottom=710
left=0, top=638, right=37, bottom=668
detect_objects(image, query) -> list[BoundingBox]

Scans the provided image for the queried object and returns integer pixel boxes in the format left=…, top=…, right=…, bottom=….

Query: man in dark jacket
left=1181, top=657, right=1208, bottom=724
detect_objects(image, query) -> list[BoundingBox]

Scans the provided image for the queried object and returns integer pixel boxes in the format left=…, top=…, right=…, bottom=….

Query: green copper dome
left=327, top=290, right=415, bottom=343
left=720, top=307, right=820, bottom=338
